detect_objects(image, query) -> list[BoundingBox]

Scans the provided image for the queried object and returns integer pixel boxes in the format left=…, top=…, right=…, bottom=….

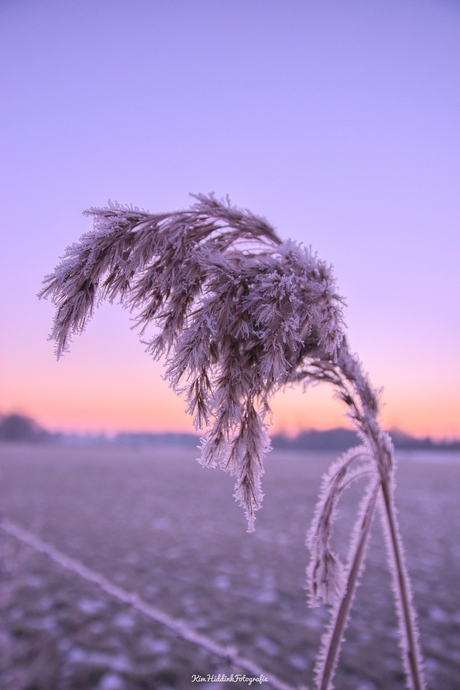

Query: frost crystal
left=40, top=194, right=344, bottom=530
left=40, top=193, right=426, bottom=690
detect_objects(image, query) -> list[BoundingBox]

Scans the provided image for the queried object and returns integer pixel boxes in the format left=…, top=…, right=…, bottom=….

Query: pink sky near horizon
left=1, top=1, right=459, bottom=440
left=6, top=302, right=459, bottom=441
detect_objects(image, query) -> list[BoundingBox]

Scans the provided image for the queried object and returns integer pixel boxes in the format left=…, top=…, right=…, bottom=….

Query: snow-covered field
left=1, top=443, right=459, bottom=689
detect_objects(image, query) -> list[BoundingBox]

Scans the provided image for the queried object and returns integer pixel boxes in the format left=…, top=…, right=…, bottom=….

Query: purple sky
left=1, top=0, right=459, bottom=438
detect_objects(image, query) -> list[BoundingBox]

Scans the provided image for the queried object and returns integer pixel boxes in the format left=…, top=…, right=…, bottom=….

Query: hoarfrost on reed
left=40, top=194, right=426, bottom=690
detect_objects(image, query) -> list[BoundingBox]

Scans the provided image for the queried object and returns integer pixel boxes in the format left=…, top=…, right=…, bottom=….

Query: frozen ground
left=0, top=443, right=459, bottom=689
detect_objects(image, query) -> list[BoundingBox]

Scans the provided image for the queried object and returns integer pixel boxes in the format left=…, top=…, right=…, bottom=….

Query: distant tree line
left=0, top=414, right=49, bottom=443
left=272, top=428, right=460, bottom=452
left=1, top=413, right=458, bottom=451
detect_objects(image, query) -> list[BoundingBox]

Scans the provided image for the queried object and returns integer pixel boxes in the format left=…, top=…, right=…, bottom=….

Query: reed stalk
left=40, top=194, right=427, bottom=690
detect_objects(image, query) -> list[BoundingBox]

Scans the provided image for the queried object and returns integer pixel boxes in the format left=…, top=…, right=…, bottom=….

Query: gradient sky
left=1, top=0, right=459, bottom=438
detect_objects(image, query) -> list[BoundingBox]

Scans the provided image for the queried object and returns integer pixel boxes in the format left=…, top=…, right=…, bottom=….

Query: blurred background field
left=1, top=443, right=460, bottom=689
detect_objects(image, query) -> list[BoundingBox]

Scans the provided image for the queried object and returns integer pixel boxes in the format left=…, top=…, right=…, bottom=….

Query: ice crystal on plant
left=40, top=194, right=344, bottom=531
left=40, top=193, right=426, bottom=690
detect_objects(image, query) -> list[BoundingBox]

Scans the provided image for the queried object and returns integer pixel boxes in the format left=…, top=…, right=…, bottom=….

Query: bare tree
left=40, top=194, right=426, bottom=690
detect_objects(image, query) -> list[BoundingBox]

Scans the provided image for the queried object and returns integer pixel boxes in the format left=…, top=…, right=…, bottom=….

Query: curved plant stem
left=334, top=341, right=426, bottom=690
left=317, top=481, right=379, bottom=690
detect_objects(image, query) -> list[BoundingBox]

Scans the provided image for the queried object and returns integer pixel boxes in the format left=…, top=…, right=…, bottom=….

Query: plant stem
left=336, top=341, right=425, bottom=690
left=379, top=477, right=426, bottom=690
left=318, top=482, right=379, bottom=690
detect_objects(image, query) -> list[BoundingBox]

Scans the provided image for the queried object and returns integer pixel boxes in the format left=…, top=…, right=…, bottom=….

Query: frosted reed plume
left=40, top=194, right=426, bottom=689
